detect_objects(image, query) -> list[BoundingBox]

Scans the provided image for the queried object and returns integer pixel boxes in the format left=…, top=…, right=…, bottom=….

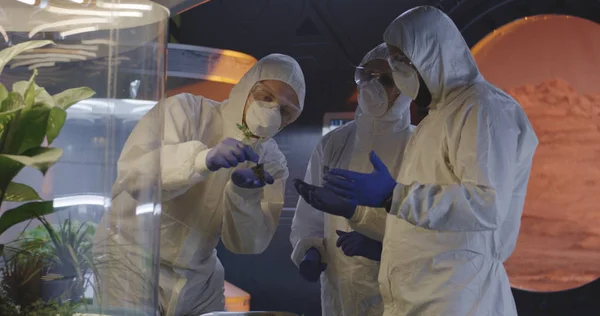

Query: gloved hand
left=336, top=230, right=382, bottom=261
left=231, top=168, right=274, bottom=189
left=206, top=138, right=259, bottom=171
left=294, top=179, right=357, bottom=219
left=324, top=151, right=396, bottom=207
left=298, top=247, right=326, bottom=283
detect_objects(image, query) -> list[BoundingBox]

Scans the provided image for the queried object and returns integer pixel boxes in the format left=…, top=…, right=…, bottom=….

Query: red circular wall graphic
left=472, top=15, right=600, bottom=292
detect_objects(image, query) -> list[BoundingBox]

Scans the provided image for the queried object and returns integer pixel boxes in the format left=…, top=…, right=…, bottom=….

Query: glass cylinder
left=0, top=1, right=169, bottom=315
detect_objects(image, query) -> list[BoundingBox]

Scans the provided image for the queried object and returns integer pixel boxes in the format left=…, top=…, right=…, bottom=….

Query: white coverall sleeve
left=113, top=94, right=213, bottom=201
left=289, top=142, right=326, bottom=267
left=392, top=103, right=519, bottom=231
left=348, top=206, right=387, bottom=242
left=220, top=140, right=288, bottom=254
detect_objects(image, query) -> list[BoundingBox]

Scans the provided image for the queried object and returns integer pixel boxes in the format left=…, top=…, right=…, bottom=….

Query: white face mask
left=390, top=61, right=420, bottom=100
left=245, top=101, right=282, bottom=138
left=358, top=80, right=389, bottom=117
left=389, top=93, right=412, bottom=118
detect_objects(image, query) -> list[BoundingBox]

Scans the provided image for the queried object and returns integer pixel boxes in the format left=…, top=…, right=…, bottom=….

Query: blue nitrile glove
left=336, top=230, right=382, bottom=261
left=206, top=138, right=259, bottom=171
left=231, top=168, right=274, bottom=189
left=298, top=247, right=327, bottom=283
left=294, top=179, right=357, bottom=219
left=324, top=151, right=396, bottom=207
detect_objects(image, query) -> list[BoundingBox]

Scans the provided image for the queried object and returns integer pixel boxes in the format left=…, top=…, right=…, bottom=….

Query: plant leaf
left=3, top=105, right=51, bottom=154
left=12, top=80, right=54, bottom=107
left=0, top=92, right=25, bottom=112
left=0, top=83, right=7, bottom=103
left=0, top=40, right=54, bottom=75
left=0, top=201, right=54, bottom=235
left=0, top=146, right=63, bottom=176
left=0, top=154, right=25, bottom=191
left=52, top=87, right=95, bottom=110
left=4, top=182, right=42, bottom=202
left=46, top=107, right=67, bottom=145
left=0, top=106, right=23, bottom=155
left=24, top=69, right=39, bottom=107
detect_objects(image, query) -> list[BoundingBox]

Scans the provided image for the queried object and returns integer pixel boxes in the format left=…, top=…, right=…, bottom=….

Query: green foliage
left=0, top=40, right=95, bottom=254
left=237, top=123, right=255, bottom=141
left=0, top=40, right=96, bottom=313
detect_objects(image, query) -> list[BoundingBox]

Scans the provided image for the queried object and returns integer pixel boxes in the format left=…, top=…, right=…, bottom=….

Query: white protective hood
left=383, top=6, right=483, bottom=110
left=355, top=43, right=411, bottom=136
left=220, top=53, right=306, bottom=139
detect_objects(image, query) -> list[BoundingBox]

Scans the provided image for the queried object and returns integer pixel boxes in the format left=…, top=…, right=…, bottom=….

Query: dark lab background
left=1, top=0, right=597, bottom=315
left=167, top=1, right=600, bottom=315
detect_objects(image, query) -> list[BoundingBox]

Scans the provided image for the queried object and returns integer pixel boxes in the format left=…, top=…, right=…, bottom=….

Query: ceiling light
left=46, top=5, right=143, bottom=18
left=97, top=1, right=153, bottom=11
left=61, top=26, right=98, bottom=38
left=29, top=17, right=110, bottom=38
left=11, top=57, right=71, bottom=68
left=11, top=53, right=87, bottom=60
left=16, top=0, right=36, bottom=5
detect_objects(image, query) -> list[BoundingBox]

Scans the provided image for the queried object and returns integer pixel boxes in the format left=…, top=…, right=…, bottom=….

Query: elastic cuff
left=226, top=181, right=263, bottom=201
left=194, top=148, right=212, bottom=177
left=291, top=238, right=325, bottom=267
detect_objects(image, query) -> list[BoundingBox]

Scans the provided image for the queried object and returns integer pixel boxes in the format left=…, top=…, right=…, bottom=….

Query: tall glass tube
left=0, top=1, right=168, bottom=315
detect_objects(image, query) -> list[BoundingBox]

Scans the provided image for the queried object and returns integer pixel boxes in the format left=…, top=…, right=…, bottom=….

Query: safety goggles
left=248, top=82, right=301, bottom=125
left=354, top=66, right=395, bottom=87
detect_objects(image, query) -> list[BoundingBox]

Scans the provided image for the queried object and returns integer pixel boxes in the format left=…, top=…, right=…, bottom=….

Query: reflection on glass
left=0, top=1, right=168, bottom=315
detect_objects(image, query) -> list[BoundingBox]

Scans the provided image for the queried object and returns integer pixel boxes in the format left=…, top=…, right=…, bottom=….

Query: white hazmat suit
left=290, top=44, right=413, bottom=316
left=93, top=54, right=305, bottom=316
left=380, top=6, right=539, bottom=316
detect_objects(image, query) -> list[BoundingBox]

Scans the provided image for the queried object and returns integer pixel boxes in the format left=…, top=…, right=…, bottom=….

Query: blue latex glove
left=298, top=247, right=326, bottom=283
left=324, top=151, right=396, bottom=207
left=336, top=230, right=382, bottom=261
left=206, top=138, right=259, bottom=171
left=231, top=168, right=274, bottom=189
left=294, top=179, right=357, bottom=219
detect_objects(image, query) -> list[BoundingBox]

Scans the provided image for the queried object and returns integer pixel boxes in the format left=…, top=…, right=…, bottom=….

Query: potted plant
left=17, top=217, right=97, bottom=303
left=0, top=40, right=95, bottom=313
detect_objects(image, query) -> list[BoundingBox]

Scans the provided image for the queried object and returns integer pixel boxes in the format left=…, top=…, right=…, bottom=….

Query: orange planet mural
left=472, top=15, right=600, bottom=292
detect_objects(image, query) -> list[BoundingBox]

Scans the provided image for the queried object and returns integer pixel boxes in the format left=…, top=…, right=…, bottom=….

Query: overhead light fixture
left=53, top=194, right=111, bottom=208
left=28, top=48, right=97, bottom=58
left=11, top=57, right=71, bottom=68
left=11, top=53, right=87, bottom=60
left=29, top=17, right=110, bottom=38
left=81, top=39, right=117, bottom=46
left=28, top=61, right=55, bottom=70
left=97, top=1, right=153, bottom=11
left=61, top=26, right=99, bottom=38
left=16, top=0, right=36, bottom=5
left=46, top=5, right=143, bottom=18
left=56, top=44, right=99, bottom=51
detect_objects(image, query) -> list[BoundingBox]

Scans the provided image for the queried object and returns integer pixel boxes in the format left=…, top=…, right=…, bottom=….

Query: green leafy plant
left=236, top=123, right=255, bottom=141
left=16, top=217, right=98, bottom=302
left=0, top=40, right=95, bottom=257
left=0, top=40, right=95, bottom=313
left=236, top=123, right=266, bottom=180
left=0, top=250, right=44, bottom=308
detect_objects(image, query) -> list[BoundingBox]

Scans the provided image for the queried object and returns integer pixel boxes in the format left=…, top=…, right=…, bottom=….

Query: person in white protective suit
left=93, top=54, right=305, bottom=316
left=322, top=6, right=539, bottom=316
left=290, top=43, right=414, bottom=316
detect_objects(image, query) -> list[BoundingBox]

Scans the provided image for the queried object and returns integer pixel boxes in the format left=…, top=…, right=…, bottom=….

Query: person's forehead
left=258, top=80, right=299, bottom=105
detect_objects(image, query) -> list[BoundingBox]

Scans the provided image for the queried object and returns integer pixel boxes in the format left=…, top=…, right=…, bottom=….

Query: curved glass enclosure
left=0, top=1, right=169, bottom=315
